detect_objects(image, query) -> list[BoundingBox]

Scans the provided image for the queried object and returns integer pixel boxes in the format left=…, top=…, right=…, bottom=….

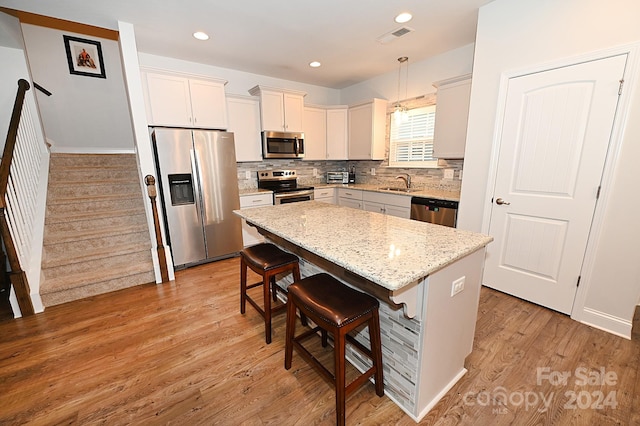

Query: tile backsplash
left=236, top=159, right=463, bottom=192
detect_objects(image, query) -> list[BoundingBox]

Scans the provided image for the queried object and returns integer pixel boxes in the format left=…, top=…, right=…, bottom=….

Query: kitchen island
left=234, top=201, right=492, bottom=421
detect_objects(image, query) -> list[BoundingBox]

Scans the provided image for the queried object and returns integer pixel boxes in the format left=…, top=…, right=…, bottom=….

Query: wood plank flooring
left=0, top=257, right=638, bottom=425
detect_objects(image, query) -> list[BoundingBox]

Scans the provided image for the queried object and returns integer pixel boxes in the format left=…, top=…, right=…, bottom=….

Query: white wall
left=20, top=24, right=135, bottom=153
left=340, top=44, right=474, bottom=106
left=138, top=53, right=341, bottom=105
left=460, top=0, right=640, bottom=336
left=0, top=12, right=29, bottom=143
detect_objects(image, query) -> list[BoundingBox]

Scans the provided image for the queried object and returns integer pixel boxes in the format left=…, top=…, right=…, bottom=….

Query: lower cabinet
left=240, top=193, right=273, bottom=246
left=362, top=191, right=411, bottom=218
left=314, top=187, right=336, bottom=204
left=337, top=188, right=363, bottom=209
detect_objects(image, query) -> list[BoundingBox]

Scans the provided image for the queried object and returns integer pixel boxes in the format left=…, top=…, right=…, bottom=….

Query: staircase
left=40, top=153, right=156, bottom=307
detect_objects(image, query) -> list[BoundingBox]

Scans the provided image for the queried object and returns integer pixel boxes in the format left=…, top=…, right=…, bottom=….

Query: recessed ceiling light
left=193, top=31, right=209, bottom=41
left=309, top=61, right=321, bottom=68
left=395, top=12, right=413, bottom=24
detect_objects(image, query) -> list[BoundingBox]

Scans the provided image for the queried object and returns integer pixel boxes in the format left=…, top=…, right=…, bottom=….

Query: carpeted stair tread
left=45, top=205, right=145, bottom=224
left=46, top=192, right=146, bottom=206
left=41, top=255, right=154, bottom=293
left=42, top=239, right=151, bottom=269
left=42, top=249, right=153, bottom=282
left=49, top=153, right=138, bottom=168
left=40, top=270, right=156, bottom=307
left=44, top=221, right=149, bottom=245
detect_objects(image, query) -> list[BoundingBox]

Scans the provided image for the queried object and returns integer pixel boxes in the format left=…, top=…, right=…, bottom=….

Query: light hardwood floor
left=0, top=257, right=638, bottom=425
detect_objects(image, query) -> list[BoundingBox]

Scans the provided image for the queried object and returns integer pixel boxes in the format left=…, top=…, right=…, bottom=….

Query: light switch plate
left=245, top=170, right=251, bottom=179
left=371, top=168, right=376, bottom=176
left=313, top=168, right=318, bottom=177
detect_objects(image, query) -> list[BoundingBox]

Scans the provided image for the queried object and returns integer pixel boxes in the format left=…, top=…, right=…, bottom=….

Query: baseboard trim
left=632, top=305, right=640, bottom=342
left=580, top=307, right=632, bottom=339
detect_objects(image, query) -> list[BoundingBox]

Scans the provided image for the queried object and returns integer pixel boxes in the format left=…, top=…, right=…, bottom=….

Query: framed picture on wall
left=63, top=35, right=106, bottom=79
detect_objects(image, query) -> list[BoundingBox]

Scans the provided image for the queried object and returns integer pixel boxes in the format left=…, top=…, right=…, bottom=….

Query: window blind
left=389, top=105, right=437, bottom=167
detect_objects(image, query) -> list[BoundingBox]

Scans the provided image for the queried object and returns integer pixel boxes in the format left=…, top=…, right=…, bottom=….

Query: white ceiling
left=1, top=0, right=494, bottom=89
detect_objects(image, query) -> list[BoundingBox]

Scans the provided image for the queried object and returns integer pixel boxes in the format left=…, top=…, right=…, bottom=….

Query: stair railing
left=144, top=175, right=169, bottom=283
left=0, top=79, right=42, bottom=316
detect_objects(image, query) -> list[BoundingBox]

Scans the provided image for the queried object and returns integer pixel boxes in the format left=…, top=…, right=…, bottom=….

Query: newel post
left=144, top=175, right=169, bottom=283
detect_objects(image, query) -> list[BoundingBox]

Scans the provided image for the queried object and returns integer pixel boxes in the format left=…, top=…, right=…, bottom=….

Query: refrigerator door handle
left=190, top=148, right=204, bottom=224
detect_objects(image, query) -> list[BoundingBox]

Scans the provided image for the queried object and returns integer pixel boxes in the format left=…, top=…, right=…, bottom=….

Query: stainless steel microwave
left=262, top=131, right=304, bottom=159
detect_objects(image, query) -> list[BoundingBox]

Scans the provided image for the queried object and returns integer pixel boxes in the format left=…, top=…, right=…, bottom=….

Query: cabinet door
left=260, top=90, right=285, bottom=131
left=338, top=198, right=362, bottom=210
left=363, top=200, right=385, bottom=214
left=303, top=107, right=327, bottom=160
left=283, top=93, right=304, bottom=132
left=326, top=108, right=348, bottom=160
left=189, top=79, right=228, bottom=129
left=348, top=103, right=372, bottom=159
left=314, top=188, right=335, bottom=204
left=227, top=96, right=262, bottom=162
left=384, top=204, right=410, bottom=219
left=433, top=78, right=471, bottom=158
left=145, top=73, right=192, bottom=127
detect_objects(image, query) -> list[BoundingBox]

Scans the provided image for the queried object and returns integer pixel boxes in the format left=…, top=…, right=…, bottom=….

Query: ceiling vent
left=376, top=26, right=415, bottom=44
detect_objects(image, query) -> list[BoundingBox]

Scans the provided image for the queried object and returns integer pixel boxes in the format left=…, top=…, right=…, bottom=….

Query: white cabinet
left=337, top=188, right=363, bottom=210
left=362, top=191, right=411, bottom=218
left=326, top=107, right=348, bottom=160
left=432, top=74, right=472, bottom=159
left=227, top=95, right=262, bottom=162
left=249, top=85, right=305, bottom=132
left=348, top=98, right=387, bottom=160
left=303, top=106, right=348, bottom=161
left=143, top=71, right=228, bottom=129
left=314, top=187, right=335, bottom=204
left=303, top=106, right=327, bottom=160
left=240, top=193, right=273, bottom=247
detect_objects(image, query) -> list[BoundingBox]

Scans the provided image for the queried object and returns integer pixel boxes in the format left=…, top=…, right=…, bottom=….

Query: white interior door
left=484, top=55, right=627, bottom=314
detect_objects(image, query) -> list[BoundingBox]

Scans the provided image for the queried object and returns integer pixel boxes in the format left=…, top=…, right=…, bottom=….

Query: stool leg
left=292, top=264, right=309, bottom=327
left=370, top=309, right=385, bottom=397
left=240, top=257, right=247, bottom=315
left=284, top=297, right=297, bottom=370
left=334, top=328, right=347, bottom=426
left=263, top=273, right=272, bottom=344
left=271, top=276, right=278, bottom=302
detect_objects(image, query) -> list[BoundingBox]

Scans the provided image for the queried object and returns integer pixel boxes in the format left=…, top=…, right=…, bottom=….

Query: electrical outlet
left=313, top=168, right=318, bottom=177
left=245, top=170, right=251, bottom=179
left=459, top=169, right=463, bottom=180
left=371, top=168, right=376, bottom=176
left=451, top=276, right=465, bottom=297
left=444, top=169, right=454, bottom=180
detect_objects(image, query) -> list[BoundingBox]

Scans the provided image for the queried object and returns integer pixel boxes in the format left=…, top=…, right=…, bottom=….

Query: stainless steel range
left=257, top=170, right=314, bottom=204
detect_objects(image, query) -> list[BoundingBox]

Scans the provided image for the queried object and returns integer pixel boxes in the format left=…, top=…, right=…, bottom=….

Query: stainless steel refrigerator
left=152, top=128, right=242, bottom=267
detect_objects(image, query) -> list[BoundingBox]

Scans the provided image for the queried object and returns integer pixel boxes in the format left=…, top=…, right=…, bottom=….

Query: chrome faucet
left=396, top=174, right=411, bottom=189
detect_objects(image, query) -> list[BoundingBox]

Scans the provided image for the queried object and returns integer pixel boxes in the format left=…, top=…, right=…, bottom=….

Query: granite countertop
left=238, top=188, right=273, bottom=196
left=234, top=201, right=492, bottom=291
left=315, top=183, right=461, bottom=202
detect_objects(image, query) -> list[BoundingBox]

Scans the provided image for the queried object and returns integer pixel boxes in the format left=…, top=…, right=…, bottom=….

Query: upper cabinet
left=432, top=74, right=472, bottom=159
left=303, top=106, right=327, bottom=161
left=142, top=70, right=228, bottom=129
left=227, top=95, right=262, bottom=162
left=326, top=107, right=348, bottom=160
left=303, top=105, right=348, bottom=161
left=249, top=85, right=306, bottom=132
left=348, top=98, right=387, bottom=160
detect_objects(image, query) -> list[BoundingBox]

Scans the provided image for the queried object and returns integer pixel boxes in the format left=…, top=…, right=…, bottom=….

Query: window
left=389, top=105, right=438, bottom=168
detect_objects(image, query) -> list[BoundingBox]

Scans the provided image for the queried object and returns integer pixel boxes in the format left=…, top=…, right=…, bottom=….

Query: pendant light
left=393, top=56, right=409, bottom=123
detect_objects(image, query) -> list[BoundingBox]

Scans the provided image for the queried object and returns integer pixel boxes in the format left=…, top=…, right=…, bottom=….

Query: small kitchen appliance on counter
left=258, top=169, right=314, bottom=204
left=326, top=171, right=348, bottom=184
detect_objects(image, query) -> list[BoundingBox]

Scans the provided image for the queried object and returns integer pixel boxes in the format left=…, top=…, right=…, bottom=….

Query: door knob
left=495, top=198, right=511, bottom=205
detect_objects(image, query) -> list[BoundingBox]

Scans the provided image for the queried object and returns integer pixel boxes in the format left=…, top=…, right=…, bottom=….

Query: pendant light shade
left=394, top=56, right=409, bottom=123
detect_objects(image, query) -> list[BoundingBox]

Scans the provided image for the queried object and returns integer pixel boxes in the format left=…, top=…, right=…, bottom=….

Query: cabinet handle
left=252, top=199, right=264, bottom=203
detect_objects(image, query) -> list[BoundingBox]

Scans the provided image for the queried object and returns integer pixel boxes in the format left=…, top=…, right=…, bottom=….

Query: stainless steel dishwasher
left=410, top=197, right=459, bottom=227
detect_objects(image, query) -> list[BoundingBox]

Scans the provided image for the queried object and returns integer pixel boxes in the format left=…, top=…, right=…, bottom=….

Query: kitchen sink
left=378, top=187, right=422, bottom=193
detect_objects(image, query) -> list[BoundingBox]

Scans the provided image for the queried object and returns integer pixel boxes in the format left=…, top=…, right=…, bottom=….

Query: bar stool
left=240, top=243, right=300, bottom=344
left=284, top=273, right=384, bottom=426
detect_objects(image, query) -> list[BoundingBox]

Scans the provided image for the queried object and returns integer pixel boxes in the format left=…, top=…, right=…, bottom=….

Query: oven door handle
left=274, top=190, right=313, bottom=199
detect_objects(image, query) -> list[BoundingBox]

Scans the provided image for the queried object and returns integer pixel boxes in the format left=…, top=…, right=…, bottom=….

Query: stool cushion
left=241, top=243, right=298, bottom=271
left=288, top=273, right=379, bottom=327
